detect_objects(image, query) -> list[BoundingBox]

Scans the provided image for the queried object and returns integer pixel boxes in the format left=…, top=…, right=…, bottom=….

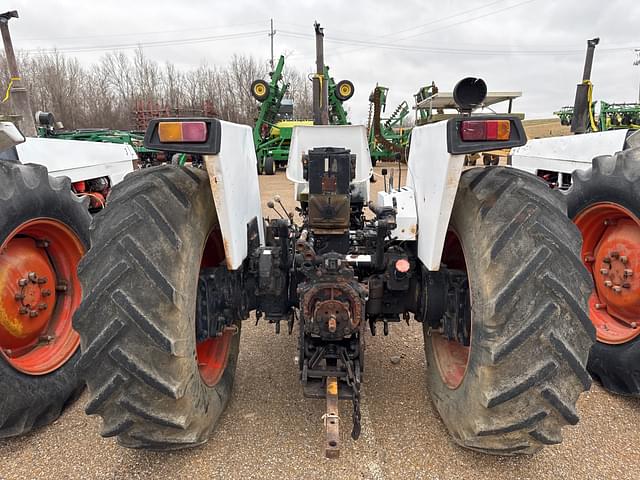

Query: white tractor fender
left=510, top=129, right=630, bottom=176
left=404, top=121, right=465, bottom=271
left=15, top=136, right=137, bottom=186
left=203, top=121, right=265, bottom=270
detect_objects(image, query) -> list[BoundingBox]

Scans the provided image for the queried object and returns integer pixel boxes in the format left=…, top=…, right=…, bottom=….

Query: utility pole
left=269, top=19, right=276, bottom=71
left=312, top=22, right=329, bottom=125
left=634, top=49, right=640, bottom=103
left=0, top=10, right=36, bottom=137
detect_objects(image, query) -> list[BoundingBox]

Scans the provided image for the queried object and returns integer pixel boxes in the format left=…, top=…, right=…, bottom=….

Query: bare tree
left=0, top=48, right=315, bottom=130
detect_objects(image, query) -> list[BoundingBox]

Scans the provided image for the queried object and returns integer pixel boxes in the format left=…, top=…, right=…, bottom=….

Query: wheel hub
left=0, top=238, right=56, bottom=352
left=575, top=203, right=640, bottom=344
left=0, top=219, right=84, bottom=375
left=592, top=219, right=639, bottom=324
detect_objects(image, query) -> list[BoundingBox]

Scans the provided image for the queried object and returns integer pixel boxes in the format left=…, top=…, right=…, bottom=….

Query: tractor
left=72, top=72, right=595, bottom=457
left=0, top=120, right=136, bottom=439
left=511, top=38, right=640, bottom=397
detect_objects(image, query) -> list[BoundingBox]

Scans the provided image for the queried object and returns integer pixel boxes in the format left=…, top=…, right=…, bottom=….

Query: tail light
left=158, top=121, right=207, bottom=143
left=460, top=120, right=511, bottom=141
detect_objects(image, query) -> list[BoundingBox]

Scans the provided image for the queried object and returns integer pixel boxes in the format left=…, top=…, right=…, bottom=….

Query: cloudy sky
left=6, top=0, right=640, bottom=123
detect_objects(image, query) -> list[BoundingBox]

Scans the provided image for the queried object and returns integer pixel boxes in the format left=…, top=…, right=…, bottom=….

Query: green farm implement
left=251, top=55, right=353, bottom=174
left=367, top=85, right=411, bottom=165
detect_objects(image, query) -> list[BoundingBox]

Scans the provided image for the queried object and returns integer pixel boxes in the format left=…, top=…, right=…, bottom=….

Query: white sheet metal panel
left=286, top=125, right=372, bottom=183
left=377, top=187, right=418, bottom=241
left=415, top=91, right=521, bottom=110
left=287, top=125, right=373, bottom=203
left=15, top=136, right=137, bottom=186
left=204, top=121, right=264, bottom=270
left=0, top=122, right=25, bottom=150
left=510, top=129, right=629, bottom=176
left=405, top=121, right=465, bottom=271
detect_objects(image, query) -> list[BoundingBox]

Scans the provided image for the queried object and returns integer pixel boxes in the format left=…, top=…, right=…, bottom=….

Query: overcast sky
left=6, top=0, right=640, bottom=123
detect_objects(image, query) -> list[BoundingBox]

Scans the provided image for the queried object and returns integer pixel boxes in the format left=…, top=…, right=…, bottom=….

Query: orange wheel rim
left=0, top=218, right=85, bottom=375
left=432, top=230, right=471, bottom=389
left=574, top=202, right=640, bottom=344
left=196, top=228, right=233, bottom=386
left=197, top=331, right=233, bottom=387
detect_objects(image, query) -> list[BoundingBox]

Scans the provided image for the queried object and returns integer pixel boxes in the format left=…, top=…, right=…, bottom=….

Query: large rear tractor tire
left=0, top=162, right=89, bottom=438
left=73, top=165, right=241, bottom=449
left=424, top=167, right=595, bottom=455
left=567, top=148, right=640, bottom=395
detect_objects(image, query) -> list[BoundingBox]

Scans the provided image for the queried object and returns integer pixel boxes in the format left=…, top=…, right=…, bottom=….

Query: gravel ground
left=1, top=168, right=639, bottom=480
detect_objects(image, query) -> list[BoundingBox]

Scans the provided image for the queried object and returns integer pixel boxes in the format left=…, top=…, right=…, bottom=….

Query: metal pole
left=571, top=37, right=599, bottom=134
left=269, top=19, right=275, bottom=71
left=313, top=22, right=329, bottom=125
left=0, top=10, right=36, bottom=137
left=634, top=49, right=640, bottom=103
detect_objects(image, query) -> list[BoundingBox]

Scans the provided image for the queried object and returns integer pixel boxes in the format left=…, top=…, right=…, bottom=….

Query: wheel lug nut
left=28, top=272, right=38, bottom=283
left=18, top=306, right=28, bottom=315
left=620, top=256, right=628, bottom=264
left=42, top=289, right=51, bottom=297
left=623, top=283, right=631, bottom=289
left=612, top=285, right=622, bottom=293
left=610, top=251, right=620, bottom=259
left=604, top=280, right=613, bottom=288
left=14, top=292, right=25, bottom=300
left=603, top=257, right=611, bottom=264
left=29, top=310, right=39, bottom=318
left=624, top=269, right=633, bottom=277
left=600, top=268, right=609, bottom=275
left=18, top=278, right=28, bottom=287
left=37, top=303, right=47, bottom=310
left=37, top=277, right=47, bottom=285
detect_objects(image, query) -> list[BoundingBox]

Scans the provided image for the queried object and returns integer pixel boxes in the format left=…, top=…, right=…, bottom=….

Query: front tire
left=263, top=156, right=275, bottom=176
left=424, top=167, right=595, bottom=454
left=73, top=165, right=241, bottom=449
left=0, top=162, right=89, bottom=439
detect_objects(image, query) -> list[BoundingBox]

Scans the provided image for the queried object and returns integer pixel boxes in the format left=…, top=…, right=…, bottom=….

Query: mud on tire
left=567, top=147, right=640, bottom=395
left=73, top=165, right=241, bottom=449
left=424, top=167, right=595, bottom=455
left=0, top=162, right=90, bottom=439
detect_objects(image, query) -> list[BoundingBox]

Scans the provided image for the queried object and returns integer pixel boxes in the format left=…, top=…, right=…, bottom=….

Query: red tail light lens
left=461, top=120, right=510, bottom=141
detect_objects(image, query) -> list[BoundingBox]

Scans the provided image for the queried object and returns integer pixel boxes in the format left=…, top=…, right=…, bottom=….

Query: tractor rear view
left=72, top=39, right=595, bottom=457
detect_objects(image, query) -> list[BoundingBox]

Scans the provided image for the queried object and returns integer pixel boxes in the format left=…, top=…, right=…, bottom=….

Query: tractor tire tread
left=0, top=162, right=90, bottom=439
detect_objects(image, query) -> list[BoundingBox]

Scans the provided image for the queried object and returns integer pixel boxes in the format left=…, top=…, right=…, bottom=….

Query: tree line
left=0, top=48, right=314, bottom=130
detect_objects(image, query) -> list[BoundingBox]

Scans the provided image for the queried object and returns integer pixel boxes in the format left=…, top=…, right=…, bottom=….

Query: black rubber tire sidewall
left=74, top=166, right=241, bottom=449
left=424, top=167, right=594, bottom=454
left=567, top=148, right=640, bottom=395
left=0, top=161, right=90, bottom=438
